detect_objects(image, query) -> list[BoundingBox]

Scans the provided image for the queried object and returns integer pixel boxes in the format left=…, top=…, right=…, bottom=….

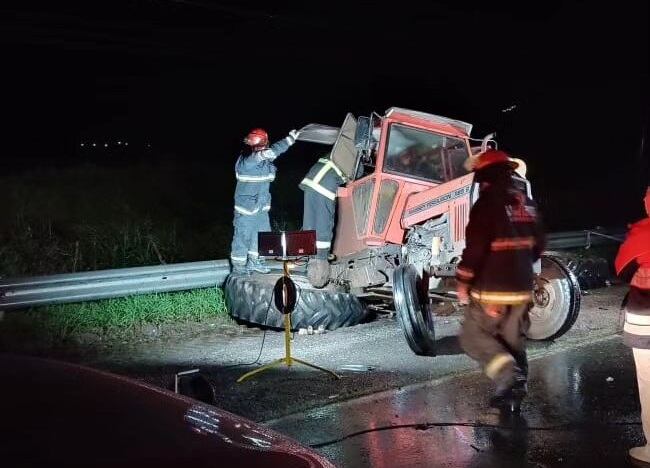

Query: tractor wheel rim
left=530, top=278, right=557, bottom=322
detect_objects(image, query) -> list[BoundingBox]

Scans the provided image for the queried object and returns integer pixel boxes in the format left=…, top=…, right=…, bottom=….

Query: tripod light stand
left=237, top=232, right=339, bottom=383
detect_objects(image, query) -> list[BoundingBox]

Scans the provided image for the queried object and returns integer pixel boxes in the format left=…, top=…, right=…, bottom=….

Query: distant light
left=501, top=104, right=518, bottom=113
left=92, top=143, right=97, bottom=147
left=125, top=142, right=129, bottom=146
left=146, top=143, right=151, bottom=148
left=117, top=141, right=122, bottom=145
left=104, top=143, right=108, bottom=147
left=80, top=143, right=85, bottom=147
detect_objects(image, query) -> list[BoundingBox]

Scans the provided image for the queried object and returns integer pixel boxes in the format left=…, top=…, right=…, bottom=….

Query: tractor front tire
left=394, top=264, right=437, bottom=356
left=225, top=272, right=369, bottom=330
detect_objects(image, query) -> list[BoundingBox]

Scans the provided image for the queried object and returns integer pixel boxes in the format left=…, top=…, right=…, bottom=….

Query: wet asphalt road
left=18, top=285, right=638, bottom=467
left=268, top=337, right=643, bottom=468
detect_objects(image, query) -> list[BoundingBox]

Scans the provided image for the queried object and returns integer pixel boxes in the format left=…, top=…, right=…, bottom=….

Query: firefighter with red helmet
left=615, top=186, right=650, bottom=463
left=230, top=128, right=300, bottom=275
left=456, top=149, right=546, bottom=413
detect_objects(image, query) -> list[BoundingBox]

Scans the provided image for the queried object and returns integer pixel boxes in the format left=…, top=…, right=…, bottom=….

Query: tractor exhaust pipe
left=481, top=133, right=497, bottom=152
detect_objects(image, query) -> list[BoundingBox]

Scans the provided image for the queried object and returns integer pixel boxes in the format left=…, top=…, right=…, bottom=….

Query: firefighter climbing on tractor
left=300, top=153, right=348, bottom=287
left=229, top=127, right=300, bottom=275
left=456, top=149, right=546, bottom=413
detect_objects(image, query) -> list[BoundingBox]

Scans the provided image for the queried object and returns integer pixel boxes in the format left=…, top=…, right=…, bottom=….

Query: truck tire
left=527, top=255, right=581, bottom=341
left=394, top=264, right=436, bottom=356
left=224, top=273, right=369, bottom=330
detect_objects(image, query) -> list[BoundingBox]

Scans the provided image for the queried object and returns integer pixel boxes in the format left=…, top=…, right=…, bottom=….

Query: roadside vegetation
left=1, top=161, right=233, bottom=276
left=0, top=160, right=304, bottom=347
left=0, top=288, right=230, bottom=350
left=1, top=160, right=303, bottom=276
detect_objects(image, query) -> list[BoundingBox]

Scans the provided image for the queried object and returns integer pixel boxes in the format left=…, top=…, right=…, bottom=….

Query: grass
left=0, top=288, right=231, bottom=347
left=0, top=164, right=205, bottom=276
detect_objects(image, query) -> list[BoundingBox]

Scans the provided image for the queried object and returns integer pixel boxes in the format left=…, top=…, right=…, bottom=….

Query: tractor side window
left=384, top=124, right=446, bottom=182
left=353, top=179, right=375, bottom=236
left=373, top=180, right=399, bottom=234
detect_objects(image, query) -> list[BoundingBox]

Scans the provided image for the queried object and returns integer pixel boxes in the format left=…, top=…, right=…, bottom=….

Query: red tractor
left=226, top=107, right=581, bottom=355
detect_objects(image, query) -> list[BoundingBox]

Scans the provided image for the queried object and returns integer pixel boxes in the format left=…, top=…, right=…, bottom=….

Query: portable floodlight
left=236, top=230, right=338, bottom=384
left=257, top=230, right=317, bottom=258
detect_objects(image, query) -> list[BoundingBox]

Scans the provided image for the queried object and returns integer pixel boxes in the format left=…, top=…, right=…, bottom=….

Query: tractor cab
left=329, top=108, right=476, bottom=258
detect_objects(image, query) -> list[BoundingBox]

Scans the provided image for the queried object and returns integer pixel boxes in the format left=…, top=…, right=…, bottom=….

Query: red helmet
left=471, top=149, right=519, bottom=172
left=244, top=128, right=269, bottom=150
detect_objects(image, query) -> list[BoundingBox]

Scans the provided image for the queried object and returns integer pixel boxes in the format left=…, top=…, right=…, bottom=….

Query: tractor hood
left=296, top=123, right=340, bottom=145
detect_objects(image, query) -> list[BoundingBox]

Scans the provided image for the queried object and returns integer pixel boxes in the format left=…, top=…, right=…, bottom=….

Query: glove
left=287, top=129, right=300, bottom=144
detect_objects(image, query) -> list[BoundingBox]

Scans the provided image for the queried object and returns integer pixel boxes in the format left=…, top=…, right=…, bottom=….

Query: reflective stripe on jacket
left=233, top=138, right=292, bottom=214
left=299, top=158, right=346, bottom=201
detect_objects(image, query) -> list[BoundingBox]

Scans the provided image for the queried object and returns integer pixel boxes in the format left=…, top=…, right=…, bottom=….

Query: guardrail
left=546, top=228, right=625, bottom=250
left=0, top=228, right=624, bottom=311
left=0, top=260, right=231, bottom=310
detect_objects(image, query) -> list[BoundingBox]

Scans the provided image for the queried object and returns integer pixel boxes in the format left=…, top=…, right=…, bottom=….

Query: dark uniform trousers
left=302, top=188, right=335, bottom=260
left=300, top=157, right=344, bottom=261
left=230, top=209, right=271, bottom=264
left=459, top=300, right=532, bottom=391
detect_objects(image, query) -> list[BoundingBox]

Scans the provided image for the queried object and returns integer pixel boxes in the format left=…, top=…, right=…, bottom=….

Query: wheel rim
left=527, top=255, right=581, bottom=340
left=530, top=277, right=557, bottom=323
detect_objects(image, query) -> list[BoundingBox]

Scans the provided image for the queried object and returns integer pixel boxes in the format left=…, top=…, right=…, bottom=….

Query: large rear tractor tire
left=527, top=255, right=581, bottom=341
left=394, top=264, right=437, bottom=356
left=225, top=273, right=369, bottom=330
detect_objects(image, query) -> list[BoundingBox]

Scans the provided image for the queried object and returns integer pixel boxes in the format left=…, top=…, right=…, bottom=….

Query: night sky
left=2, top=1, right=649, bottom=225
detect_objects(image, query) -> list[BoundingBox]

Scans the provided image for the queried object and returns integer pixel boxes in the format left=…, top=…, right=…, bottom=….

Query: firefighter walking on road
left=299, top=154, right=347, bottom=287
left=456, top=149, right=545, bottom=413
left=230, top=128, right=299, bottom=275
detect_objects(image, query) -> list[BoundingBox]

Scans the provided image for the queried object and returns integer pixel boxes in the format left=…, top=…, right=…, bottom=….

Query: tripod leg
left=291, top=357, right=340, bottom=380
left=237, top=358, right=287, bottom=383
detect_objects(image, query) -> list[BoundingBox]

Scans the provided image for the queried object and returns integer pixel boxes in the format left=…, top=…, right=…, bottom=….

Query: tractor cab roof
left=384, top=107, right=473, bottom=138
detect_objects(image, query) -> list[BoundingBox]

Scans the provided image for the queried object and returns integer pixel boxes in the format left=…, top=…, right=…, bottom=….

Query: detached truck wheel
left=527, top=255, right=581, bottom=341
left=225, top=273, right=368, bottom=330
left=394, top=264, right=436, bottom=356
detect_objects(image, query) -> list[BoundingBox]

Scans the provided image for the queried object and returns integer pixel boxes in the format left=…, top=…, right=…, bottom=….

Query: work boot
left=630, top=445, right=650, bottom=464
left=490, top=370, right=527, bottom=414
left=489, top=388, right=525, bottom=414
left=247, top=257, right=271, bottom=274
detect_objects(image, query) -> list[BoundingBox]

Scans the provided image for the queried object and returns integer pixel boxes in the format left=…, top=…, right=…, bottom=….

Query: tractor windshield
left=384, top=124, right=469, bottom=182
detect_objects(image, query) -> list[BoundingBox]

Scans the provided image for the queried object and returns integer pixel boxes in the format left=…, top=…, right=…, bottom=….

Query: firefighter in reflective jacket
left=230, top=128, right=299, bottom=275
left=299, top=154, right=347, bottom=287
left=456, top=149, right=546, bottom=413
